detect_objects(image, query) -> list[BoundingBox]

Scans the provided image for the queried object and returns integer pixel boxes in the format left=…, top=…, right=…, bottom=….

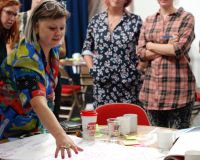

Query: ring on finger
left=60, top=144, right=71, bottom=149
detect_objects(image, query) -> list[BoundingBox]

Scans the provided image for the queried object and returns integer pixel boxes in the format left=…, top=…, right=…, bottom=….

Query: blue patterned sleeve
left=14, top=68, right=46, bottom=108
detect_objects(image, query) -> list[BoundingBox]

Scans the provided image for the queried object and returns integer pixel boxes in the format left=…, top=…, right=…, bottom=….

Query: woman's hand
left=31, top=96, right=83, bottom=159
left=168, top=35, right=178, bottom=44
left=55, top=132, right=83, bottom=159
left=145, top=49, right=160, bottom=60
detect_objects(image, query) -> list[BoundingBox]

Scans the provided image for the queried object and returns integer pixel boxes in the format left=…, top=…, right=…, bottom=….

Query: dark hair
left=0, top=0, right=20, bottom=43
left=105, top=0, right=132, bottom=8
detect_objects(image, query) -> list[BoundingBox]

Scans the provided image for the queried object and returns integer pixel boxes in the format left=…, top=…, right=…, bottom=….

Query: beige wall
left=88, top=0, right=105, bottom=20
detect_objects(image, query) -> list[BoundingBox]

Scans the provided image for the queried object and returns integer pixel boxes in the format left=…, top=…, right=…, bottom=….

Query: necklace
left=108, top=15, right=121, bottom=32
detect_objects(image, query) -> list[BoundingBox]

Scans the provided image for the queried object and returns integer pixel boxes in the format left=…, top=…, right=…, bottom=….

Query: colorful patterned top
left=0, top=39, right=59, bottom=139
left=137, top=8, right=195, bottom=110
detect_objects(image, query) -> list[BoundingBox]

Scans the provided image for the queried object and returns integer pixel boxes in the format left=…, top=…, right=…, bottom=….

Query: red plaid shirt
left=137, top=7, right=196, bottom=110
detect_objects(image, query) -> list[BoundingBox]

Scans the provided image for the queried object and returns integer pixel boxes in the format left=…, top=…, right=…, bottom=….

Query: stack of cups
left=80, top=110, right=97, bottom=140
left=123, top=114, right=137, bottom=133
left=117, top=114, right=138, bottom=135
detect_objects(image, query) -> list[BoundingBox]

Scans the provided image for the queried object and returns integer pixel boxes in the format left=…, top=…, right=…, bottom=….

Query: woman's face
left=108, top=0, right=127, bottom=8
left=157, top=0, right=173, bottom=8
left=36, top=17, right=66, bottom=50
left=0, top=5, right=19, bottom=29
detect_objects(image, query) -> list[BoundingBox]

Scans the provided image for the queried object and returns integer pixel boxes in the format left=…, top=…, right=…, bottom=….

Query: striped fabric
left=137, top=7, right=195, bottom=110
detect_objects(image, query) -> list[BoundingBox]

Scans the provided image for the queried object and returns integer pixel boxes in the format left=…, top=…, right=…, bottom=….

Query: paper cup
left=157, top=130, right=175, bottom=150
left=80, top=110, right=97, bottom=140
left=117, top=116, right=130, bottom=135
left=185, top=150, right=200, bottom=160
left=123, top=114, right=137, bottom=133
left=72, top=52, right=81, bottom=61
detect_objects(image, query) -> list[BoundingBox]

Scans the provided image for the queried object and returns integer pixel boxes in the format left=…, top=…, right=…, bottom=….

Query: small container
left=80, top=110, right=97, bottom=140
left=107, top=118, right=120, bottom=143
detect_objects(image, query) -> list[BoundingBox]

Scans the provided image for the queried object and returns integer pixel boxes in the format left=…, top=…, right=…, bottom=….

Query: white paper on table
left=0, top=133, right=165, bottom=160
left=164, top=132, right=200, bottom=160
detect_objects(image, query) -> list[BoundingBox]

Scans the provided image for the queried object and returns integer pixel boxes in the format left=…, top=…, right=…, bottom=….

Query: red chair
left=95, top=103, right=150, bottom=125
left=193, top=92, right=200, bottom=115
left=59, top=65, right=82, bottom=121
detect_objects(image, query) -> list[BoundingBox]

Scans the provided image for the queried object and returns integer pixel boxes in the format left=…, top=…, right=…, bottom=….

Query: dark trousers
left=146, top=102, right=194, bottom=129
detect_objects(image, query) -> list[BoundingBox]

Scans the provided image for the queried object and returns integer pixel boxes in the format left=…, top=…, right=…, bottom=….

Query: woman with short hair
left=0, top=0, right=83, bottom=158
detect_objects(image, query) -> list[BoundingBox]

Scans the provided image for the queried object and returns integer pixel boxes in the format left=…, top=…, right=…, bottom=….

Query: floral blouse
left=82, top=11, right=142, bottom=107
left=0, top=39, right=59, bottom=138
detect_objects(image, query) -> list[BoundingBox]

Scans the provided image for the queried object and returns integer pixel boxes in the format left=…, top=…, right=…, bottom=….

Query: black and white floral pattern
left=83, top=11, right=143, bottom=108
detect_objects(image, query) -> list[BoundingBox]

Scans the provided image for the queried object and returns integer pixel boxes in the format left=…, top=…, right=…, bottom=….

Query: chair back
left=95, top=103, right=150, bottom=125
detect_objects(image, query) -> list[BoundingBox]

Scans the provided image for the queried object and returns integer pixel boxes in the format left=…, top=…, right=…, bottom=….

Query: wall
left=133, top=0, right=200, bottom=87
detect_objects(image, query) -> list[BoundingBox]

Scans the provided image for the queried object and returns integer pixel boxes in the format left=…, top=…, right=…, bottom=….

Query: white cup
left=185, top=150, right=200, bottom=160
left=85, top=103, right=94, bottom=110
left=123, top=114, right=137, bottom=133
left=117, top=116, right=130, bottom=135
left=72, top=52, right=81, bottom=61
left=80, top=110, right=97, bottom=140
left=157, top=130, right=175, bottom=150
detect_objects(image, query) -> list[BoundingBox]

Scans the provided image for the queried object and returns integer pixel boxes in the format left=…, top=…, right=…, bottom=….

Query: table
left=96, top=125, right=174, bottom=148
left=0, top=126, right=174, bottom=160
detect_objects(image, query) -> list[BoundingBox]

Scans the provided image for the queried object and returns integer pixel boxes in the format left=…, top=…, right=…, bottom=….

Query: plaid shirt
left=137, top=7, right=195, bottom=110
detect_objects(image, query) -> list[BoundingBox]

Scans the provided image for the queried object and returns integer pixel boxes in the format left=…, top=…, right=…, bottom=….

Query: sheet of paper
left=0, top=133, right=165, bottom=160
left=166, top=132, right=200, bottom=159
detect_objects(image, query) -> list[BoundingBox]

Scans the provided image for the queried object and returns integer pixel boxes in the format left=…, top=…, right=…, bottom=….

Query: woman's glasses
left=44, top=0, right=66, bottom=11
left=3, top=9, right=18, bottom=18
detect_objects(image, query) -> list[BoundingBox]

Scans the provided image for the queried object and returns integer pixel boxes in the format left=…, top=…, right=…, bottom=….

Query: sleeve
left=134, top=15, right=143, bottom=45
left=82, top=17, right=96, bottom=56
left=136, top=19, right=148, bottom=61
left=14, top=68, right=46, bottom=108
left=173, top=13, right=195, bottom=58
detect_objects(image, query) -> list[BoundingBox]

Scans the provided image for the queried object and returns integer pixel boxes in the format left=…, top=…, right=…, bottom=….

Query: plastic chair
left=95, top=103, right=151, bottom=125
left=58, top=65, right=81, bottom=121
left=192, top=92, right=200, bottom=115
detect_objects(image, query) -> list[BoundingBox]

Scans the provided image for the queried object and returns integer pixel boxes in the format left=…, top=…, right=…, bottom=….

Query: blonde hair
left=25, top=0, right=70, bottom=46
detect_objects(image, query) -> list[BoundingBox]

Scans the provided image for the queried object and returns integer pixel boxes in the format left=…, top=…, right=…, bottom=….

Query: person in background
left=19, top=0, right=42, bottom=38
left=0, top=0, right=83, bottom=158
left=82, top=0, right=142, bottom=108
left=0, top=0, right=20, bottom=64
left=137, top=0, right=195, bottom=129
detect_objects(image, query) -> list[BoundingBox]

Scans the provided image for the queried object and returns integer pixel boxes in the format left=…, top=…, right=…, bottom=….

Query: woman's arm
left=146, top=42, right=175, bottom=56
left=146, top=14, right=195, bottom=58
left=30, top=96, right=83, bottom=159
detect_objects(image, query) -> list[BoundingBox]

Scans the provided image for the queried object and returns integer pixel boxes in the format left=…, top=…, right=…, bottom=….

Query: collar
left=155, top=7, right=184, bottom=17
